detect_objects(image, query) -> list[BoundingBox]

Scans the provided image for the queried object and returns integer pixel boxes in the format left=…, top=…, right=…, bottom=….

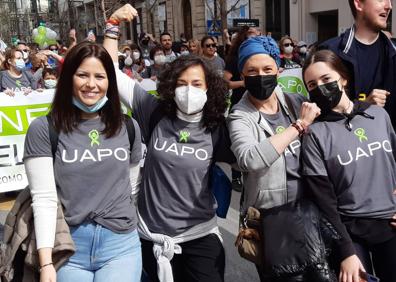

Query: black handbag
left=259, top=199, right=340, bottom=282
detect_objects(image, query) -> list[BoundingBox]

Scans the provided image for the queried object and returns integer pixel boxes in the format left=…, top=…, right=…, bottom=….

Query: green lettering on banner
left=0, top=103, right=50, bottom=136
left=278, top=76, right=308, bottom=97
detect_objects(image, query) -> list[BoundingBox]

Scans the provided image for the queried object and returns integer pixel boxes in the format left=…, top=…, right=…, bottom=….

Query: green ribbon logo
left=354, top=128, right=368, bottom=143
left=276, top=126, right=286, bottom=134
left=179, top=130, right=190, bottom=143
left=88, top=129, right=100, bottom=147
left=16, top=80, right=21, bottom=87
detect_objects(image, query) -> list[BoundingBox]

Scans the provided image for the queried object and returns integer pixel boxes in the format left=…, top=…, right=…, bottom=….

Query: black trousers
left=353, top=234, right=396, bottom=282
left=141, top=234, right=225, bottom=282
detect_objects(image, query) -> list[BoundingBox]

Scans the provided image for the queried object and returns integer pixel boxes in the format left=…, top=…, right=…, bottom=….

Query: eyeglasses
left=20, top=49, right=29, bottom=52
left=298, top=45, right=307, bottom=48
left=283, top=43, right=294, bottom=47
left=49, top=49, right=58, bottom=51
left=205, top=43, right=217, bottom=48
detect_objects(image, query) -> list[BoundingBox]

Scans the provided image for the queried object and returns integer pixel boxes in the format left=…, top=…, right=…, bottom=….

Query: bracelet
left=39, top=262, right=53, bottom=272
left=296, top=119, right=308, bottom=132
left=291, top=122, right=305, bottom=137
left=106, top=18, right=120, bottom=26
left=104, top=34, right=119, bottom=40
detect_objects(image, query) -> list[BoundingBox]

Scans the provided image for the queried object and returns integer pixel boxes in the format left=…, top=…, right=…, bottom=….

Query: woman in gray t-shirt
left=0, top=47, right=34, bottom=95
left=104, top=5, right=235, bottom=282
left=24, top=42, right=142, bottom=282
left=302, top=49, right=396, bottom=282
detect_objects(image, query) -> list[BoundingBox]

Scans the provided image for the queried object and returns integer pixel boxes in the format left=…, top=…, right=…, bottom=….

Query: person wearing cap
left=295, top=41, right=308, bottom=66
left=226, top=36, right=320, bottom=279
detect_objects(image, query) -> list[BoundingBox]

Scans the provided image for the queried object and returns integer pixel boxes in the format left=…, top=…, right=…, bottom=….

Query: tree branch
left=227, top=0, right=243, bottom=15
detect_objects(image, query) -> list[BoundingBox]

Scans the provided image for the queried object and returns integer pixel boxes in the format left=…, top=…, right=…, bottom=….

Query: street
left=0, top=190, right=259, bottom=282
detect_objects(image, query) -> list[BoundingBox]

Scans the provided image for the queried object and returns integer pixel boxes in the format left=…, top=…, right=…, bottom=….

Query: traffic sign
left=207, top=20, right=222, bottom=36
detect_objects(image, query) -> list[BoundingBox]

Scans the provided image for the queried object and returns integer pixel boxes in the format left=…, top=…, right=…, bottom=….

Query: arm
left=223, top=70, right=244, bottom=90
left=103, top=4, right=139, bottom=109
left=227, top=111, right=282, bottom=172
left=25, top=157, right=57, bottom=281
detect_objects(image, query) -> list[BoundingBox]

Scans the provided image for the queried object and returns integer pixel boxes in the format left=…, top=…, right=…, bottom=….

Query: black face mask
left=309, top=80, right=343, bottom=113
left=141, top=39, right=149, bottom=45
left=245, top=75, right=278, bottom=101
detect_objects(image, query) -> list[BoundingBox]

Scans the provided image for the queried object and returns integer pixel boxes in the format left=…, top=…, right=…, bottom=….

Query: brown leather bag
left=234, top=207, right=262, bottom=265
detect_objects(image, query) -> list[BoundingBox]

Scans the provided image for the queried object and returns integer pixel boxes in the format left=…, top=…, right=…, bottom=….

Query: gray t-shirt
left=132, top=86, right=229, bottom=236
left=204, top=56, right=225, bottom=77
left=302, top=105, right=396, bottom=218
left=261, top=107, right=302, bottom=201
left=24, top=116, right=142, bottom=233
left=0, top=70, right=33, bottom=92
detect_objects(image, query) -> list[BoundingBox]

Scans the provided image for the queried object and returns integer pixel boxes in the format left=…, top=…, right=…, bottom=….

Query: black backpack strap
left=147, top=104, right=165, bottom=144
left=124, top=115, right=136, bottom=153
left=46, top=115, right=58, bottom=159
left=284, top=93, right=298, bottom=122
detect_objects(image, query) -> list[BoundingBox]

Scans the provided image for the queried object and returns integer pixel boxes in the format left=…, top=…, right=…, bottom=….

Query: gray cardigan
left=227, top=86, right=306, bottom=215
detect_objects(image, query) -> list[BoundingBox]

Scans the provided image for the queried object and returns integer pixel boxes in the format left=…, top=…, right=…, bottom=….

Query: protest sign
left=278, top=68, right=309, bottom=98
left=0, top=90, right=54, bottom=192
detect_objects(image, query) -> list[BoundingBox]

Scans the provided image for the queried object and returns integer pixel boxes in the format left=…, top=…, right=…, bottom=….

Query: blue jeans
left=57, top=222, right=142, bottom=282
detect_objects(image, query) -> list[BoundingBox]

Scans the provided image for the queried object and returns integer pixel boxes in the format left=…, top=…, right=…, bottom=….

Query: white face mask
left=284, top=46, right=294, bottom=55
left=124, top=56, right=133, bottom=66
left=154, top=54, right=166, bottom=65
left=174, top=85, right=208, bottom=115
left=180, top=50, right=189, bottom=56
left=132, top=51, right=140, bottom=61
left=299, top=47, right=307, bottom=54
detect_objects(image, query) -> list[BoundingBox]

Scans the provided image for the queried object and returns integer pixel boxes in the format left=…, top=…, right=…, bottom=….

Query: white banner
left=278, top=68, right=309, bottom=98
left=0, top=90, right=54, bottom=193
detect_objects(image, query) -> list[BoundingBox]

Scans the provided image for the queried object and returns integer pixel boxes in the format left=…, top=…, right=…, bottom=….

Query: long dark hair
left=225, top=26, right=250, bottom=64
left=157, top=55, right=228, bottom=130
left=50, top=41, right=122, bottom=138
left=302, top=49, right=351, bottom=91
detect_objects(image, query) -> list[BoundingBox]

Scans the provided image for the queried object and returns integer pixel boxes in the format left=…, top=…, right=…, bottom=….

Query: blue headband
left=238, top=36, right=281, bottom=72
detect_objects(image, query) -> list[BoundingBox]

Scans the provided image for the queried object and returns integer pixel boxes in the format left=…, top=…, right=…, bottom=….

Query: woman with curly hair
left=104, top=5, right=235, bottom=282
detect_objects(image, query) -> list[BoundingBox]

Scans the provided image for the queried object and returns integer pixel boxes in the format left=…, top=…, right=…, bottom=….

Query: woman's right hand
left=339, top=255, right=365, bottom=282
left=110, top=4, right=138, bottom=23
left=299, top=102, right=321, bottom=127
left=40, top=264, right=56, bottom=282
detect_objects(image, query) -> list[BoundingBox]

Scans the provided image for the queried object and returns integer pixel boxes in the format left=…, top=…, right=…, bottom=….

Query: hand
left=40, top=264, right=56, bottom=282
left=69, top=29, right=76, bottom=41
left=299, top=102, right=321, bottom=126
left=278, top=67, right=284, bottom=73
left=110, top=4, right=138, bottom=23
left=147, top=33, right=155, bottom=41
left=23, top=88, right=32, bottom=96
left=150, top=76, right=157, bottom=81
left=366, top=89, right=390, bottom=107
left=40, top=50, right=54, bottom=57
left=4, top=88, right=15, bottom=97
left=36, top=88, right=44, bottom=92
left=339, top=255, right=365, bottom=282
left=223, top=29, right=230, bottom=38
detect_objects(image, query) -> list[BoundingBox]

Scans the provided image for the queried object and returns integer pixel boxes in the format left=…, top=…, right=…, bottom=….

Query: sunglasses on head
left=283, top=43, right=294, bottom=47
left=205, top=43, right=217, bottom=48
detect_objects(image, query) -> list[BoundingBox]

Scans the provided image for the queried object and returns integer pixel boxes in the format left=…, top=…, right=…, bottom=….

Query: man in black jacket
left=321, top=0, right=396, bottom=128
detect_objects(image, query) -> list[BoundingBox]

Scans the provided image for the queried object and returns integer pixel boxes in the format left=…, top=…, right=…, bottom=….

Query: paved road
left=0, top=190, right=259, bottom=282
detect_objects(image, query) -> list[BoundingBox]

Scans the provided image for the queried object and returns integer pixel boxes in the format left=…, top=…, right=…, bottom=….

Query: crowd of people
left=1, top=0, right=396, bottom=282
